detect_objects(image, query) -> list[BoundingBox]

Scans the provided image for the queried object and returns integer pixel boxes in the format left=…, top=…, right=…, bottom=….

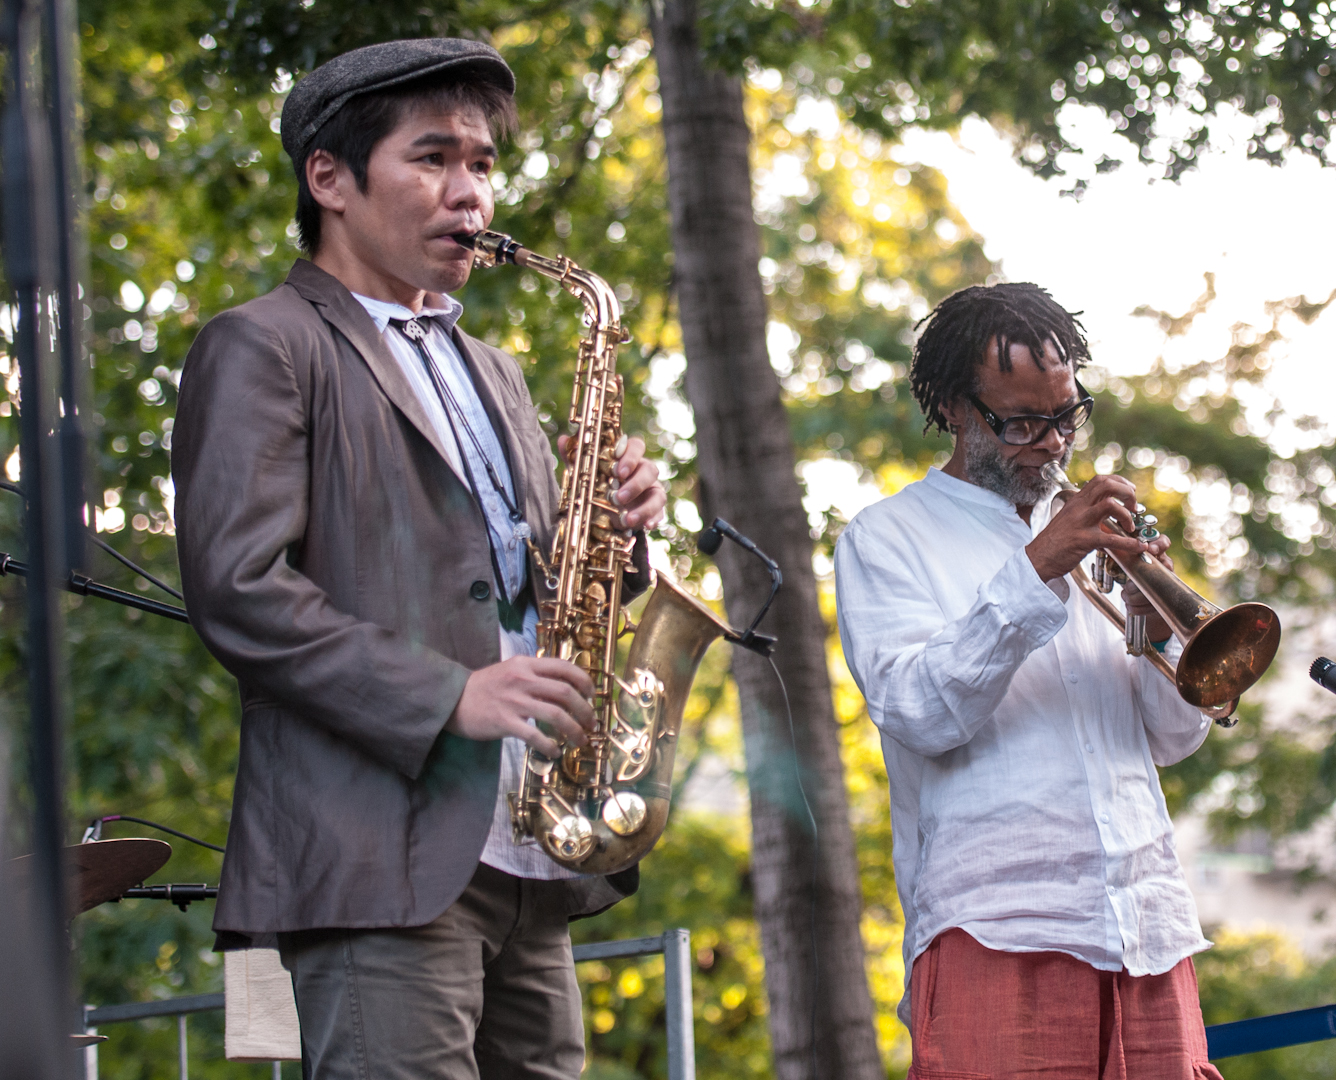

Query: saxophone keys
left=581, top=584, right=607, bottom=618
left=527, top=754, right=556, bottom=777
left=602, top=791, right=647, bottom=837
left=549, top=814, right=594, bottom=860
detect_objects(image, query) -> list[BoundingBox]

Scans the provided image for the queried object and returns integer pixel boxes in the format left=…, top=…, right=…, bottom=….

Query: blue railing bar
left=85, top=993, right=224, bottom=1026
left=571, top=934, right=668, bottom=962
left=1206, top=1003, right=1336, bottom=1059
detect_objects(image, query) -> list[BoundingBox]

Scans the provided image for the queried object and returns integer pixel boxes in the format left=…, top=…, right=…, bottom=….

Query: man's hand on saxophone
left=448, top=657, right=596, bottom=757
left=558, top=432, right=667, bottom=531
left=447, top=434, right=665, bottom=756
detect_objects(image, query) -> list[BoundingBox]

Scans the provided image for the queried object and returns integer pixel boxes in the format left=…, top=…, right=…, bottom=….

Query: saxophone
left=456, top=229, right=732, bottom=875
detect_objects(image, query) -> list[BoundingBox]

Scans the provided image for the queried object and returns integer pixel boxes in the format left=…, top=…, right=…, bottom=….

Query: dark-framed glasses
left=968, top=382, right=1094, bottom=446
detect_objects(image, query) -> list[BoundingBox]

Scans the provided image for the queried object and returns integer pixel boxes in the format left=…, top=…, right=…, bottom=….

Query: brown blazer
left=172, top=259, right=636, bottom=934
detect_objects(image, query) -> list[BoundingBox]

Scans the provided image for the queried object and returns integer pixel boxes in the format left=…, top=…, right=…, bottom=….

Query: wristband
left=1151, top=637, right=1170, bottom=654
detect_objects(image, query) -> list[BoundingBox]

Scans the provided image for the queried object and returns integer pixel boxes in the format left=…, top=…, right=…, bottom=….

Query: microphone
left=1311, top=657, right=1336, bottom=695
left=696, top=518, right=782, bottom=656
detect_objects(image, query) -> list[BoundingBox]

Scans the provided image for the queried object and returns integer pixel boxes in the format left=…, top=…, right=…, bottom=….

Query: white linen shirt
left=834, top=467, right=1212, bottom=1023
left=351, top=292, right=577, bottom=882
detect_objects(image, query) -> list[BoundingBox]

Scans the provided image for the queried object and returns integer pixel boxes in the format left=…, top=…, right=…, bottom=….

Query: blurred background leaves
left=2, top=0, right=1336, bottom=1076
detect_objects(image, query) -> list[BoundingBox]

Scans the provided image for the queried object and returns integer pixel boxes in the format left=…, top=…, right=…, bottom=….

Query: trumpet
left=1042, top=463, right=1280, bottom=726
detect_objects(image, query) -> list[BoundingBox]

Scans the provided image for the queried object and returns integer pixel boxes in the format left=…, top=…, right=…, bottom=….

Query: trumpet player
left=835, top=283, right=1222, bottom=1079
left=173, top=40, right=665, bottom=1080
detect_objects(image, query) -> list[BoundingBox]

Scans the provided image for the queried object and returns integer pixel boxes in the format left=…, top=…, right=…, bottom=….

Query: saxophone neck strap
left=389, top=317, right=527, bottom=531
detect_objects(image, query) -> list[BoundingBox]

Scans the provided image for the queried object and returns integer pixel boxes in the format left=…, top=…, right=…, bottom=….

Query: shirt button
left=1085, top=743, right=1094, bottom=753
left=1100, top=813, right=1111, bottom=824
left=1069, top=673, right=1079, bottom=683
left=1108, top=885, right=1117, bottom=894
left=469, top=580, right=491, bottom=601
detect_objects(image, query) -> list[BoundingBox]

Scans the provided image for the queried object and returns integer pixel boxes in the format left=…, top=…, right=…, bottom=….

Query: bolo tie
left=390, top=316, right=532, bottom=610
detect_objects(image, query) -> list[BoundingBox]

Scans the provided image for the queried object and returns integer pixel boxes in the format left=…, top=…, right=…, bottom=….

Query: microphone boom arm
left=697, top=518, right=782, bottom=656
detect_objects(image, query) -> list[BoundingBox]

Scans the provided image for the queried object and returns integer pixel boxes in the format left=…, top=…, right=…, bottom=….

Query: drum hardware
left=7, top=838, right=171, bottom=917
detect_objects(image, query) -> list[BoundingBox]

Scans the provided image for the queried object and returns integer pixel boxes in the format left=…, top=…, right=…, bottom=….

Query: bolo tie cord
left=391, top=317, right=530, bottom=603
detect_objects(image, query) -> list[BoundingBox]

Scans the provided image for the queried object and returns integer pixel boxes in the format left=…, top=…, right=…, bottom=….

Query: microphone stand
left=0, top=551, right=190, bottom=623
left=116, top=884, right=217, bottom=913
left=697, top=517, right=782, bottom=656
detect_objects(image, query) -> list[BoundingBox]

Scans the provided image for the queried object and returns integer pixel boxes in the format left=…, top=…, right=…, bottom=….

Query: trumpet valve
left=1126, top=614, right=1148, bottom=657
left=1094, top=550, right=1115, bottom=593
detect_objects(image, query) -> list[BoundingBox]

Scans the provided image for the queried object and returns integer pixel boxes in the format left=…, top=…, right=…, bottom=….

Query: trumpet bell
left=1176, top=602, right=1281, bottom=709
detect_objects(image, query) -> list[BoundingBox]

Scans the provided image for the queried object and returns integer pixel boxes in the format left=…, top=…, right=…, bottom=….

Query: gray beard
left=961, top=415, right=1070, bottom=507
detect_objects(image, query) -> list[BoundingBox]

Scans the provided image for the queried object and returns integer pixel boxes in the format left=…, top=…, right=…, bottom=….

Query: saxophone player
left=172, top=39, right=665, bottom=1080
left=834, top=283, right=1223, bottom=1079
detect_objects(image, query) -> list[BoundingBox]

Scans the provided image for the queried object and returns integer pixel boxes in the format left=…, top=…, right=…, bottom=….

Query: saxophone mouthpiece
left=452, top=229, right=527, bottom=267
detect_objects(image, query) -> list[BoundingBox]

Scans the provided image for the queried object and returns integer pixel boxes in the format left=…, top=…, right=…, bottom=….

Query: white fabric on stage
left=224, top=947, right=301, bottom=1061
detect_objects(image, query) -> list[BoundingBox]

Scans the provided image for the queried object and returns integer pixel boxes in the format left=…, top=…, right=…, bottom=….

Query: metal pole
left=662, top=929, right=695, bottom=1080
left=1, top=0, right=71, bottom=1074
left=41, top=0, right=86, bottom=568
left=82, top=1027, right=98, bottom=1080
left=177, top=1013, right=187, bottom=1080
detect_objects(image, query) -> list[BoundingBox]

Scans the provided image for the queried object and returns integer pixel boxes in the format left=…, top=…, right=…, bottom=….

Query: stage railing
left=1205, top=1003, right=1336, bottom=1059
left=85, top=948, right=1335, bottom=1073
left=81, top=929, right=695, bottom=1080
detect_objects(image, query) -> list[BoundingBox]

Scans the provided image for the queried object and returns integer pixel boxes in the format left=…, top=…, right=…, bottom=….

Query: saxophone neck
left=453, top=229, right=624, bottom=331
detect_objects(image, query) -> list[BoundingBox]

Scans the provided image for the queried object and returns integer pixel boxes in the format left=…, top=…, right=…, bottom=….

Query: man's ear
left=940, top=396, right=969, bottom=433
left=306, top=150, right=348, bottom=213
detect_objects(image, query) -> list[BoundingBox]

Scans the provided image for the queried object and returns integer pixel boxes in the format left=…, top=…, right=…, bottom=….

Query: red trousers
left=907, top=929, right=1223, bottom=1080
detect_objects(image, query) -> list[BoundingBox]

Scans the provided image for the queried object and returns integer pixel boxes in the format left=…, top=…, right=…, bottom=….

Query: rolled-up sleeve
left=835, top=518, right=1067, bottom=757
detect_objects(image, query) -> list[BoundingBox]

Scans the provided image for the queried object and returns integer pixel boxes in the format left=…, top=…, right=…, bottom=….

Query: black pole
left=42, top=0, right=86, bottom=570
left=1, top=0, right=74, bottom=1071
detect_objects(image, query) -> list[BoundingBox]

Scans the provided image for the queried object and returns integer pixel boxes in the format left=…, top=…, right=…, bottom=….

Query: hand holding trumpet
left=1026, top=472, right=1173, bottom=642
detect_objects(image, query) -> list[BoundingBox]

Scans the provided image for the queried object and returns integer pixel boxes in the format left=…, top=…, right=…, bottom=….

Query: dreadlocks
left=910, top=282, right=1091, bottom=435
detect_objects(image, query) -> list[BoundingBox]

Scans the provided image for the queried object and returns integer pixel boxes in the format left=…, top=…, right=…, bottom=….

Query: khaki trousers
left=277, top=863, right=584, bottom=1080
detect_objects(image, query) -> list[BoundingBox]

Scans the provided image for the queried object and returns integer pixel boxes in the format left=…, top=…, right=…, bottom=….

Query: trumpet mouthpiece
left=1042, top=462, right=1075, bottom=490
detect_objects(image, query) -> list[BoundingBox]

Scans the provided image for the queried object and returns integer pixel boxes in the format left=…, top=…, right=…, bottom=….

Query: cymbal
left=71, top=1034, right=108, bottom=1047
left=8, top=839, right=172, bottom=917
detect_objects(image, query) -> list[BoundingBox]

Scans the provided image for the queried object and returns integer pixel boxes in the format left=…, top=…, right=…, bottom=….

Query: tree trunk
left=647, top=2, right=883, bottom=1077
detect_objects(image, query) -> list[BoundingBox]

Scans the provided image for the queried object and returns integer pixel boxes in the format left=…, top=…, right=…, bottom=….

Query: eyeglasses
left=968, top=382, right=1095, bottom=446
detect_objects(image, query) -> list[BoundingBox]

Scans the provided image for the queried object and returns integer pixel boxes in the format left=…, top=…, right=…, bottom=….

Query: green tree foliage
left=701, top=0, right=1336, bottom=183
left=7, top=0, right=1336, bottom=1075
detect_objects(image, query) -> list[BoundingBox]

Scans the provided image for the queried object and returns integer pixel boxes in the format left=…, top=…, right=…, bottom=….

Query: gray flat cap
left=281, top=38, right=514, bottom=163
